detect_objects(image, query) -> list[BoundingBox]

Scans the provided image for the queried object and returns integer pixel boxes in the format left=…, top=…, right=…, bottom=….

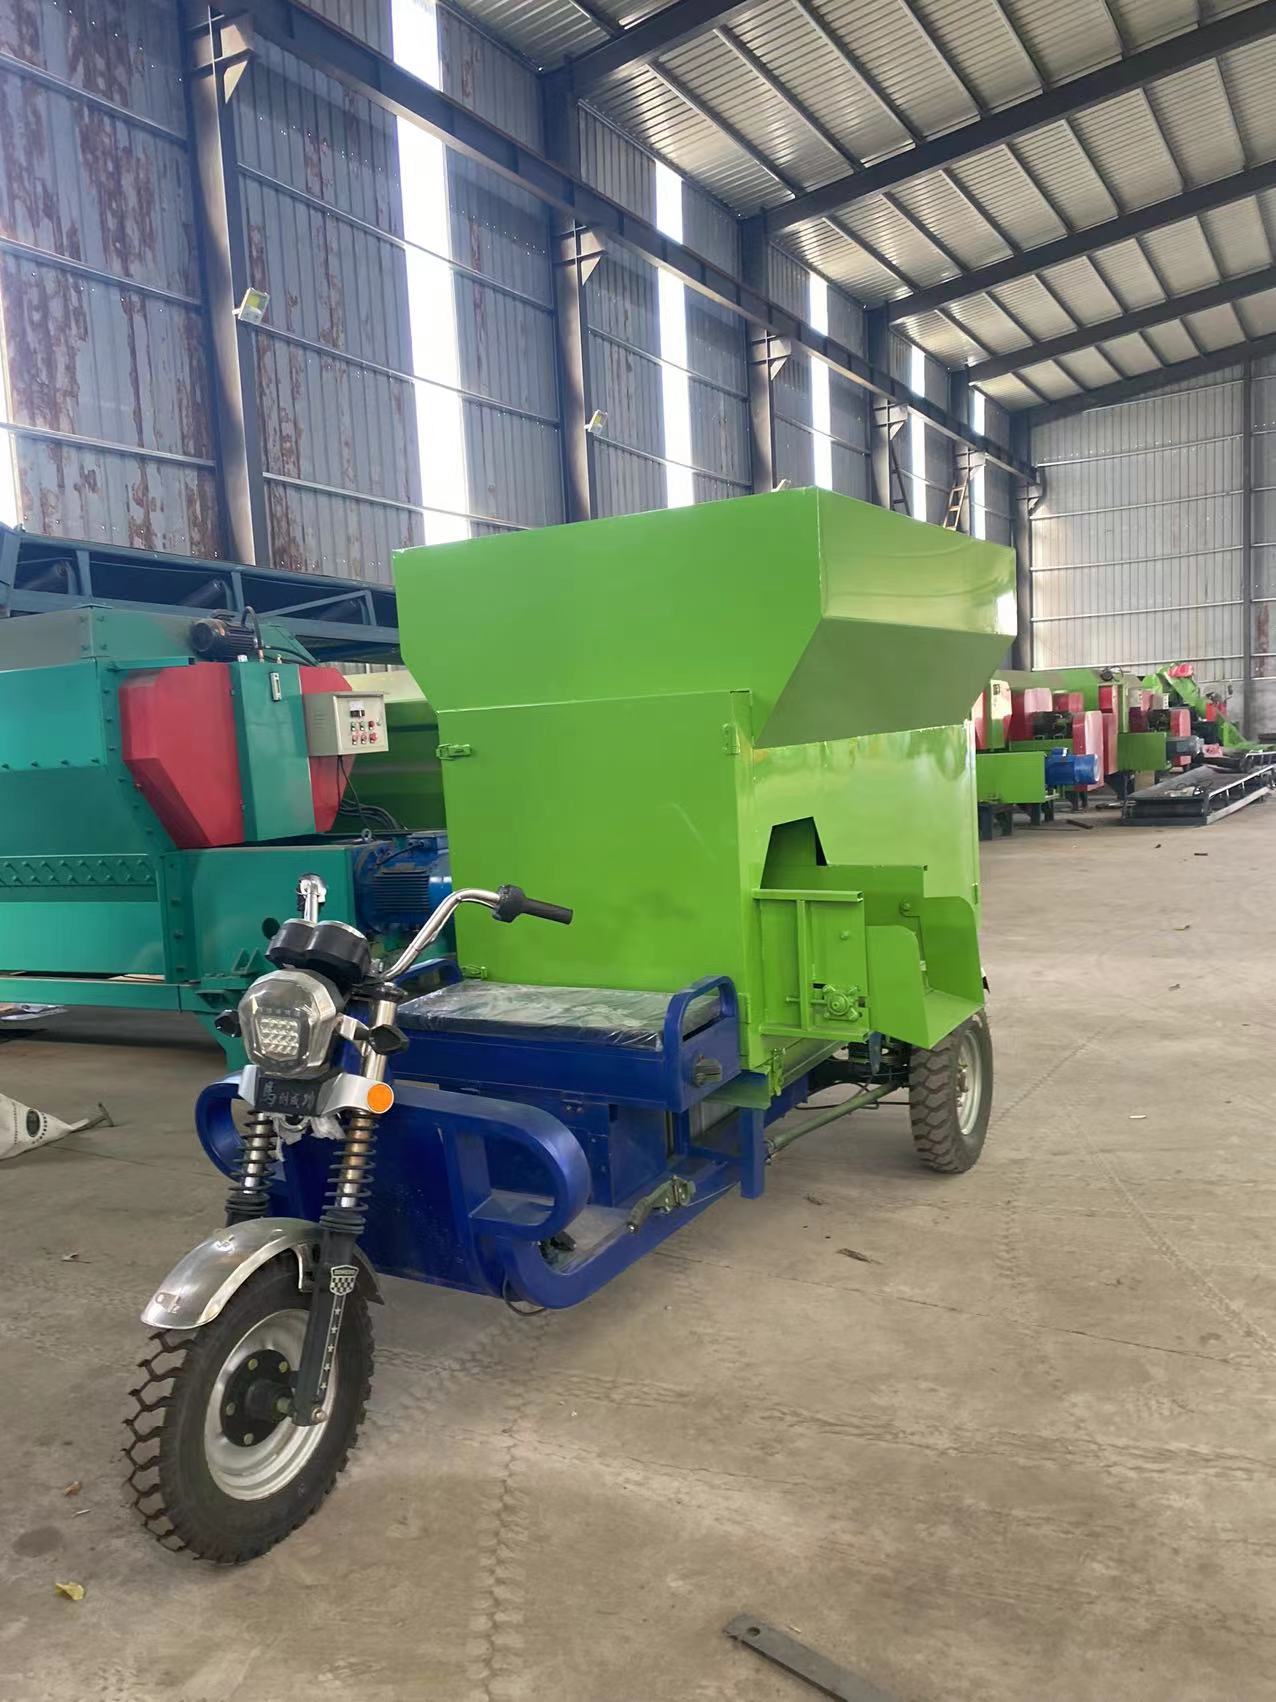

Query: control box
left=303, top=691, right=389, bottom=758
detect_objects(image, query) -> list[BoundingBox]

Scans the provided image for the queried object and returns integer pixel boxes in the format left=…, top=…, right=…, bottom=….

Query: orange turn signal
left=366, top=1082, right=395, bottom=1115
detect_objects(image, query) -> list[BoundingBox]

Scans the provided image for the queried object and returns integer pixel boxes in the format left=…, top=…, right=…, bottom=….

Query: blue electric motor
left=1044, top=747, right=1101, bottom=789
left=352, top=833, right=452, bottom=935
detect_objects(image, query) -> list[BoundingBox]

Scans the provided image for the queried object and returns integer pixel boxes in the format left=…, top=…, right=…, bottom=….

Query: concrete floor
left=2, top=805, right=1275, bottom=1702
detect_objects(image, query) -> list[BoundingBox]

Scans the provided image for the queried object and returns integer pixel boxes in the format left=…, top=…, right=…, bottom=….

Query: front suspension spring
left=323, top=1108, right=377, bottom=1233
left=225, top=1108, right=276, bottom=1222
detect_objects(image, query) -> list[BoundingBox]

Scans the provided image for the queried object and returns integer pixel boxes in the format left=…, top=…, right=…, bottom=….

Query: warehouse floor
left=2, top=808, right=1275, bottom=1702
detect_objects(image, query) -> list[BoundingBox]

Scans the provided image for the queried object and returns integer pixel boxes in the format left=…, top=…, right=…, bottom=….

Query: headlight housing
left=237, top=969, right=340, bottom=1078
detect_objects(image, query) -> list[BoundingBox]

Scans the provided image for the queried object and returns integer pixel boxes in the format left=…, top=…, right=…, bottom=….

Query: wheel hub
left=220, top=1352, right=294, bottom=1447
left=955, top=1030, right=982, bottom=1137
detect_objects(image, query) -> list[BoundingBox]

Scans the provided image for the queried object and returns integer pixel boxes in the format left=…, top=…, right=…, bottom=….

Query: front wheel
left=908, top=1010, right=993, bottom=1174
left=125, top=1258, right=372, bottom=1562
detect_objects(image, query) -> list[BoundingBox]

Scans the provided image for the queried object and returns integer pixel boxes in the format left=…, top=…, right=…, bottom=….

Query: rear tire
left=908, top=1010, right=993, bottom=1174
left=125, top=1258, right=372, bottom=1563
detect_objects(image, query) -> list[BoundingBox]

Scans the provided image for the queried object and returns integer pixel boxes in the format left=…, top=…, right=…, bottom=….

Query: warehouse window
left=970, top=387, right=987, bottom=541
left=908, top=344, right=927, bottom=521
left=655, top=162, right=695, bottom=508
left=807, top=275, right=833, bottom=489
left=391, top=0, right=469, bottom=543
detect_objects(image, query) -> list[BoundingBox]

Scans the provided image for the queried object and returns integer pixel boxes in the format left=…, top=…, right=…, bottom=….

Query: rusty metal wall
left=236, top=6, right=561, bottom=580
left=0, top=0, right=221, bottom=553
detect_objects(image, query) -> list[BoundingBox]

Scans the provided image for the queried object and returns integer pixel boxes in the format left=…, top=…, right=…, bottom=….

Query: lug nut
left=243, top=1432, right=255, bottom=1445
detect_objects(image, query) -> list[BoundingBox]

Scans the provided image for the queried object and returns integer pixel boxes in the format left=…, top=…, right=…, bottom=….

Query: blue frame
left=194, top=975, right=809, bottom=1308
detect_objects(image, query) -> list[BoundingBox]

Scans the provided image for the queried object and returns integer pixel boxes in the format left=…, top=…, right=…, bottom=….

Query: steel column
left=542, top=81, right=596, bottom=523
left=1243, top=357, right=1255, bottom=727
left=552, top=222, right=603, bottom=524
left=741, top=224, right=782, bottom=493
left=184, top=5, right=269, bottom=565
left=864, top=309, right=894, bottom=510
left=1011, top=415, right=1034, bottom=670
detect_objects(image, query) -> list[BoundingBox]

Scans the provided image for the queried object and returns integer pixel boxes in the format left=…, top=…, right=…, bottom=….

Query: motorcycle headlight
left=237, top=970, right=340, bottom=1078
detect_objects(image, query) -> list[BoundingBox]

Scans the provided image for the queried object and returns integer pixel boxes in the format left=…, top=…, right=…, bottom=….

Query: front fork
left=227, top=994, right=398, bottom=1427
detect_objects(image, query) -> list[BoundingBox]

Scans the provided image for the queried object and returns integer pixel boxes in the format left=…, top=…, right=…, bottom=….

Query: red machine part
left=1071, top=709, right=1105, bottom=790
left=1169, top=705, right=1193, bottom=768
left=1007, top=687, right=1053, bottom=743
left=299, top=666, right=352, bottom=831
left=972, top=690, right=989, bottom=751
left=119, top=663, right=245, bottom=848
left=1052, top=690, right=1084, bottom=714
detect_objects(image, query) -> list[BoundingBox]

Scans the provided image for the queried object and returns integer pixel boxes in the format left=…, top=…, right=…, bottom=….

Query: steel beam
left=765, top=3, right=1276, bottom=232
left=1031, top=332, right=1276, bottom=424
left=565, top=1, right=760, bottom=91
left=968, top=266, right=1276, bottom=383
left=231, top=0, right=1032, bottom=480
left=889, top=158, right=1276, bottom=323
left=184, top=5, right=269, bottom=565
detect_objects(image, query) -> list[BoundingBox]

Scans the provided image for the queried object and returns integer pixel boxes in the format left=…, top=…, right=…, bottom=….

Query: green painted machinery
left=0, top=607, right=446, bottom=1034
left=394, top=489, right=1015, bottom=1091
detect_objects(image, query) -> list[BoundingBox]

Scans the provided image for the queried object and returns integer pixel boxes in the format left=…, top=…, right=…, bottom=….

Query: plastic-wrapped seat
left=397, top=977, right=741, bottom=1111
left=401, top=980, right=721, bottom=1049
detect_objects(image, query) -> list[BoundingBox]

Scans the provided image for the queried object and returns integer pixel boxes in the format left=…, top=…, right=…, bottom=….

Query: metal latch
left=626, top=1175, right=695, bottom=1233
left=436, top=742, right=473, bottom=760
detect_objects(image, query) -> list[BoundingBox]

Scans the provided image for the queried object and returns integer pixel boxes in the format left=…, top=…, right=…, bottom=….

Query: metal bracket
left=724, top=1616, right=898, bottom=1702
left=749, top=330, right=791, bottom=384
left=626, top=1175, right=695, bottom=1233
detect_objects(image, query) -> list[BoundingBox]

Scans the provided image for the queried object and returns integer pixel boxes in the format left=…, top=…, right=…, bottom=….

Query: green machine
left=395, top=487, right=1015, bottom=1104
left=0, top=607, right=449, bottom=1036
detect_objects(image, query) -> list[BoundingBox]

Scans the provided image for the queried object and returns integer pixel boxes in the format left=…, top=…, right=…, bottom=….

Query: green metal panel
left=393, top=491, right=1013, bottom=1068
left=354, top=694, right=446, bottom=829
left=0, top=974, right=182, bottom=1010
left=171, top=844, right=360, bottom=988
left=230, top=663, right=316, bottom=841
left=976, top=750, right=1048, bottom=804
left=0, top=660, right=172, bottom=860
left=1117, top=730, right=1168, bottom=771
left=399, top=490, right=1014, bottom=746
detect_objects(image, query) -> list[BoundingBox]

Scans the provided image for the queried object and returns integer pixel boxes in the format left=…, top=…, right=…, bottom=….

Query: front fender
left=140, top=1216, right=382, bottom=1331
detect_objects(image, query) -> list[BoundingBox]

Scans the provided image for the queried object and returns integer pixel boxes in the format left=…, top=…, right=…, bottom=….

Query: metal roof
left=449, top=0, right=1276, bottom=410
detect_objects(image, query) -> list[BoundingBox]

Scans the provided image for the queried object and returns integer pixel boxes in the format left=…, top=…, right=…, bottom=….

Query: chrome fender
left=141, top=1216, right=382, bottom=1331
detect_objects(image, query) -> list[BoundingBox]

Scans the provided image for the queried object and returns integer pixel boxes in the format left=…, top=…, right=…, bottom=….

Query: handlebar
left=492, top=885, right=574, bottom=926
left=380, top=883, right=572, bottom=982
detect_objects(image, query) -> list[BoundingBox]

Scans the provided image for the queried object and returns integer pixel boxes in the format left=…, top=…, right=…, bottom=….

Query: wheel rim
left=955, top=1029, right=983, bottom=1138
left=204, top=1308, right=335, bottom=1501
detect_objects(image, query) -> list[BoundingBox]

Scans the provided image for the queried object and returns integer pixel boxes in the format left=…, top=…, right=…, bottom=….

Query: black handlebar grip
left=493, top=884, right=574, bottom=925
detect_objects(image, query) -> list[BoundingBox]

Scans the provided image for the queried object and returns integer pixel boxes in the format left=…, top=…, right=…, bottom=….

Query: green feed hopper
left=395, top=489, right=1015, bottom=1087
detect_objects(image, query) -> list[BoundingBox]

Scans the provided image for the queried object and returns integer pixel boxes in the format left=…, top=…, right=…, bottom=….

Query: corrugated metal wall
left=238, top=2, right=561, bottom=579
left=0, top=0, right=221, bottom=554
left=766, top=242, right=869, bottom=500
left=1031, top=373, right=1244, bottom=680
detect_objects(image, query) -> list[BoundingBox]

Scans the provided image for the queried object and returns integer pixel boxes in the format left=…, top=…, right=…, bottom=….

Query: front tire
left=125, top=1258, right=372, bottom=1562
left=908, top=1010, right=993, bottom=1174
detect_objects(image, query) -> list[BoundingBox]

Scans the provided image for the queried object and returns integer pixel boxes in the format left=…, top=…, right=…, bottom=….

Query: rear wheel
left=908, top=1010, right=993, bottom=1174
left=125, top=1258, right=372, bottom=1563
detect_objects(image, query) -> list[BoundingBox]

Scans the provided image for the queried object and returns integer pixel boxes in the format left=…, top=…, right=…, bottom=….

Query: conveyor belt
left=1122, top=761, right=1276, bottom=826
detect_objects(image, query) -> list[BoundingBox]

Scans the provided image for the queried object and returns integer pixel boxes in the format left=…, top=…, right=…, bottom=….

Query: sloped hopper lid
left=394, top=488, right=1017, bottom=745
